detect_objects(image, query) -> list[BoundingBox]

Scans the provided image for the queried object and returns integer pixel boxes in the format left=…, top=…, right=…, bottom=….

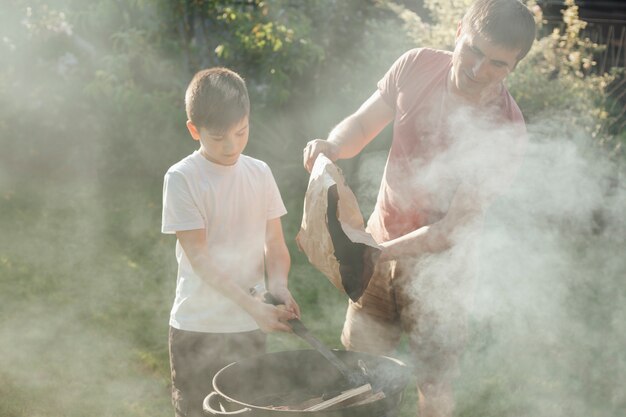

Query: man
left=302, top=1, right=535, bottom=416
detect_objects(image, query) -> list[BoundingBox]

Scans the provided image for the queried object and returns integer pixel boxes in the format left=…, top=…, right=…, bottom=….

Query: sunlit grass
left=3, top=166, right=625, bottom=417
left=0, top=176, right=422, bottom=416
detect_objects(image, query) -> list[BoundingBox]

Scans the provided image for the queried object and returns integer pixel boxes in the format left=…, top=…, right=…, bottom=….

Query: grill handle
left=203, top=391, right=251, bottom=415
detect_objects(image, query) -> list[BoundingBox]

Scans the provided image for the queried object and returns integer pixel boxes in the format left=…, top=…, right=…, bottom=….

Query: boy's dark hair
left=185, top=67, right=250, bottom=133
left=463, top=0, right=536, bottom=63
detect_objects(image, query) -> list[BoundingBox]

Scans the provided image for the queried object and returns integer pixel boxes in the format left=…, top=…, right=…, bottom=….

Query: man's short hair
left=463, top=0, right=536, bottom=62
left=185, top=67, right=250, bottom=133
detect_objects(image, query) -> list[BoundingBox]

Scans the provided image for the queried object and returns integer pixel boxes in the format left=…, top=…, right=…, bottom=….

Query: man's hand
left=303, top=139, right=339, bottom=173
left=302, top=91, right=394, bottom=173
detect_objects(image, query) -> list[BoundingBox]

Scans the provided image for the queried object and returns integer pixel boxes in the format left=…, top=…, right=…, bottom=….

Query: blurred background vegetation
left=0, top=1, right=624, bottom=416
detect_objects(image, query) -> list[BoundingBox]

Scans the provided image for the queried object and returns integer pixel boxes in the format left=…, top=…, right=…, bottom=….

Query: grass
left=0, top=179, right=416, bottom=416
left=1, top=157, right=625, bottom=417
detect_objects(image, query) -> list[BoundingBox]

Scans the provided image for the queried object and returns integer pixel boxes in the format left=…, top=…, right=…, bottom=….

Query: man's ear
left=186, top=120, right=201, bottom=141
left=455, top=20, right=463, bottom=41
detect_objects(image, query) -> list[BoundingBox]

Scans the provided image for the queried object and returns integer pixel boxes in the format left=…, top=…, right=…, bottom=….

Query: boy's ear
left=186, top=120, right=201, bottom=141
left=455, top=20, right=463, bottom=42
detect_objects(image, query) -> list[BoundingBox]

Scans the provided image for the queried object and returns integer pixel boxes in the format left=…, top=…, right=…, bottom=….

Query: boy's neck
left=198, top=148, right=239, bottom=166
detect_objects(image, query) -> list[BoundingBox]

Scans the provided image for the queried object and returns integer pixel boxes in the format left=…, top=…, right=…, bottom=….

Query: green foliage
left=161, top=0, right=409, bottom=110
left=507, top=0, right=620, bottom=154
left=212, top=1, right=325, bottom=106
left=384, top=0, right=472, bottom=50
left=160, top=1, right=325, bottom=107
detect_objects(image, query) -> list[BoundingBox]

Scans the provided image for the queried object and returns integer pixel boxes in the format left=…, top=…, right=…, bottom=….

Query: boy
left=162, top=67, right=300, bottom=417
left=303, top=1, right=535, bottom=416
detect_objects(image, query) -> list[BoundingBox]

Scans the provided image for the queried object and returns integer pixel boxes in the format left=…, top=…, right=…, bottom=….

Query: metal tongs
left=252, top=287, right=369, bottom=387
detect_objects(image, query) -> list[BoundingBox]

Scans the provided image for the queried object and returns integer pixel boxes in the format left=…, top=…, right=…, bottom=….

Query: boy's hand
left=303, top=139, right=338, bottom=173
left=249, top=298, right=297, bottom=333
left=267, top=286, right=301, bottom=319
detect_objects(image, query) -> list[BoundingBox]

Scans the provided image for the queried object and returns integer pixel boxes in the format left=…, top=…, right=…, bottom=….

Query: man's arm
left=303, top=90, right=394, bottom=172
left=379, top=122, right=527, bottom=260
left=264, top=217, right=300, bottom=318
left=176, top=228, right=296, bottom=332
left=379, top=183, right=486, bottom=260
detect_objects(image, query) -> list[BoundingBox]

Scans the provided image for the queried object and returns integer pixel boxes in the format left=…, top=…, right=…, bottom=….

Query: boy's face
left=451, top=24, right=520, bottom=102
left=187, top=116, right=249, bottom=166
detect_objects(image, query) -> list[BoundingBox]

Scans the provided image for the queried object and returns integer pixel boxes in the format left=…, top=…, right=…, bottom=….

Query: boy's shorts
left=169, top=326, right=266, bottom=417
left=341, top=253, right=474, bottom=387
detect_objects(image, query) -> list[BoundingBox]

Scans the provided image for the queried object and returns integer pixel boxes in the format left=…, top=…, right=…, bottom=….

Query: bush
left=507, top=0, right=620, bottom=155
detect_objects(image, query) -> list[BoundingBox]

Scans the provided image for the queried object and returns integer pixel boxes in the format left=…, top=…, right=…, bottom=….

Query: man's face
left=197, top=116, right=249, bottom=166
left=451, top=27, right=521, bottom=102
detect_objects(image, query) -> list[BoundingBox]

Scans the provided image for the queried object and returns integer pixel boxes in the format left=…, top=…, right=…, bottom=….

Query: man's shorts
left=341, top=249, right=475, bottom=386
left=169, top=327, right=266, bottom=417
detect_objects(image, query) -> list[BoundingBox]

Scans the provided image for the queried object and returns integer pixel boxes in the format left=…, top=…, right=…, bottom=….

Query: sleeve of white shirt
left=265, top=164, right=287, bottom=220
left=161, top=170, right=205, bottom=234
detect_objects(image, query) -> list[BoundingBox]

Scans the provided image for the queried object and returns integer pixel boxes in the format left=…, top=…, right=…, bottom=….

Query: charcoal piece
left=326, top=184, right=380, bottom=302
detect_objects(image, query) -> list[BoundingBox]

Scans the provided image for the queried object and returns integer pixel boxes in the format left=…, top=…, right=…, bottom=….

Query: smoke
left=0, top=306, right=170, bottom=416
left=354, top=110, right=625, bottom=416
left=454, top=121, right=626, bottom=417
left=0, top=171, right=174, bottom=416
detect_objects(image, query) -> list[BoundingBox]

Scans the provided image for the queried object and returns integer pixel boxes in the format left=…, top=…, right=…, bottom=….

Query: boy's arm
left=176, top=228, right=296, bottom=332
left=303, top=91, right=394, bottom=172
left=264, top=217, right=301, bottom=318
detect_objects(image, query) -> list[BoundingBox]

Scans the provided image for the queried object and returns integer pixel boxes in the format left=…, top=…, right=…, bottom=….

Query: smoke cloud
left=354, top=111, right=625, bottom=417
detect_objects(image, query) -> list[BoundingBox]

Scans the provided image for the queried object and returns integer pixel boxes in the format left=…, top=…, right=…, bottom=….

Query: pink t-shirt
left=367, top=48, right=527, bottom=242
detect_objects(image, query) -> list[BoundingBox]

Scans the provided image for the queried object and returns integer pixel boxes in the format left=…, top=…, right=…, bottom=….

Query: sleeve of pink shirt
left=377, top=48, right=423, bottom=107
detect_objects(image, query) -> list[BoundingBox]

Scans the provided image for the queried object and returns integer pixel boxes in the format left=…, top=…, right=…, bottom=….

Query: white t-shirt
left=162, top=151, right=287, bottom=332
